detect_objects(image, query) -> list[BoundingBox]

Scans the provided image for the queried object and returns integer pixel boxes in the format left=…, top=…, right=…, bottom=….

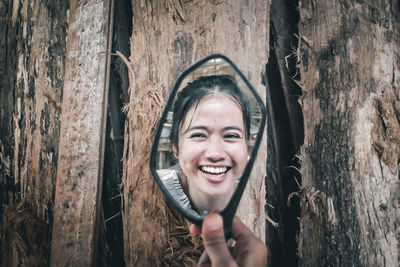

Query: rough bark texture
left=122, top=0, right=269, bottom=265
left=50, top=0, right=113, bottom=266
left=298, top=0, right=400, bottom=266
left=0, top=0, right=68, bottom=266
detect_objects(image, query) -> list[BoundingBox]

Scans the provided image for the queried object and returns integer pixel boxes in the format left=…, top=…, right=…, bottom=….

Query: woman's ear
left=172, top=145, right=179, bottom=158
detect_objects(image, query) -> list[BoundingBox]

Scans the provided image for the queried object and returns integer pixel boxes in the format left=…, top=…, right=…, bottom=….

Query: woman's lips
left=199, top=166, right=230, bottom=183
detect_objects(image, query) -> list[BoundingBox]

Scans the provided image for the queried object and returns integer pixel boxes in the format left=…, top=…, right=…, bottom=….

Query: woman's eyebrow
left=187, top=125, right=208, bottom=131
left=187, top=125, right=243, bottom=132
left=223, top=126, right=244, bottom=132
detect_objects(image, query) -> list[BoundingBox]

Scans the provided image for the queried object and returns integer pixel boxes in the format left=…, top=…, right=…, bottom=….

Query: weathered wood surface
left=0, top=0, right=68, bottom=266
left=123, top=0, right=269, bottom=265
left=50, top=0, right=113, bottom=266
left=298, top=0, right=399, bottom=266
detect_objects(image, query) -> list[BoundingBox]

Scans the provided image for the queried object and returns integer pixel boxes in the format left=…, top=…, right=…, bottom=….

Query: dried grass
left=295, top=186, right=338, bottom=228
left=265, top=212, right=279, bottom=228
left=121, top=77, right=168, bottom=265
left=162, top=204, right=203, bottom=266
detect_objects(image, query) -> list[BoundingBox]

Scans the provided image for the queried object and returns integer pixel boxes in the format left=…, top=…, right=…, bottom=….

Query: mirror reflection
left=155, top=57, right=262, bottom=217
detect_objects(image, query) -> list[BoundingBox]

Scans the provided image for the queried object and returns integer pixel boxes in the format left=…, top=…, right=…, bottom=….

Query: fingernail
left=206, top=214, right=223, bottom=232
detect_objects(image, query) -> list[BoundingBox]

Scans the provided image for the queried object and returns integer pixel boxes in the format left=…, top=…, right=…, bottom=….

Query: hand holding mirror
left=150, top=54, right=266, bottom=239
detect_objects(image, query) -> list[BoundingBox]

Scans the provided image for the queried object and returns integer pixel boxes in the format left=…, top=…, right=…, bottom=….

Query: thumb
left=200, top=213, right=235, bottom=266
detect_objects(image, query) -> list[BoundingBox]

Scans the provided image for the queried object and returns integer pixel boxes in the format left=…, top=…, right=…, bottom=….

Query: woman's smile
left=199, top=166, right=230, bottom=176
left=198, top=165, right=231, bottom=182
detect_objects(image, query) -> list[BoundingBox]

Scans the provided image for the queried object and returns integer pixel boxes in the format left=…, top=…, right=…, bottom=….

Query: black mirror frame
left=149, top=54, right=266, bottom=239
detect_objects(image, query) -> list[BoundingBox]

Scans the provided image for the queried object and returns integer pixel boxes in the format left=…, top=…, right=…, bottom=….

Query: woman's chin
left=203, top=189, right=234, bottom=202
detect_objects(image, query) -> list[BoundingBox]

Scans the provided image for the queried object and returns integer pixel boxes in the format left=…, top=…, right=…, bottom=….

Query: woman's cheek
left=228, top=143, right=248, bottom=159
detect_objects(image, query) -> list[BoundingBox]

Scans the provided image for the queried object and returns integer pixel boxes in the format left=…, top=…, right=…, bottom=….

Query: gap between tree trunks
left=264, top=0, right=303, bottom=266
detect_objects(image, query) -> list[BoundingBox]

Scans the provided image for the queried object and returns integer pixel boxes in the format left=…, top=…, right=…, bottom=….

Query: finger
left=192, top=209, right=220, bottom=236
left=201, top=213, right=235, bottom=266
left=231, top=216, right=254, bottom=241
left=231, top=216, right=267, bottom=267
left=190, top=223, right=201, bottom=235
left=197, top=251, right=211, bottom=267
left=210, top=208, right=221, bottom=214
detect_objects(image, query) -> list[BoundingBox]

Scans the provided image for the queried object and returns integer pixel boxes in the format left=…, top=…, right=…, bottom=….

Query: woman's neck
left=188, top=185, right=231, bottom=215
left=177, top=172, right=232, bottom=215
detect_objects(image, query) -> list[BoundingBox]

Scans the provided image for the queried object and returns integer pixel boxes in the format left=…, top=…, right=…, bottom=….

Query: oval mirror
left=150, top=54, right=266, bottom=237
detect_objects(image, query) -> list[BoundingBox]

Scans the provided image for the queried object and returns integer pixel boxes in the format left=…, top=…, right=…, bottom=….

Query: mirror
left=150, top=54, right=266, bottom=235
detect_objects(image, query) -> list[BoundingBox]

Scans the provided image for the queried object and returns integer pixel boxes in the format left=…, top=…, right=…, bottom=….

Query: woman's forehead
left=193, top=93, right=242, bottom=114
left=180, top=94, right=244, bottom=130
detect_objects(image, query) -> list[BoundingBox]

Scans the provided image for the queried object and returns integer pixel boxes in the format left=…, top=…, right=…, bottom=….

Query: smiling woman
left=168, top=75, right=250, bottom=215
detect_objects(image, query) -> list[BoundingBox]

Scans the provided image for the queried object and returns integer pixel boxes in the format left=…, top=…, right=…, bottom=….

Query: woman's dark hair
left=170, top=75, right=251, bottom=150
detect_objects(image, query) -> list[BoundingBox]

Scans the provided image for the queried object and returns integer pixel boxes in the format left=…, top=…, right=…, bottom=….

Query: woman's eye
left=190, top=133, right=207, bottom=139
left=224, top=133, right=241, bottom=139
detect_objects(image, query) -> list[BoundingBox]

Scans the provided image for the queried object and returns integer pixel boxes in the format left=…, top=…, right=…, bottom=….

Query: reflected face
left=175, top=94, right=248, bottom=212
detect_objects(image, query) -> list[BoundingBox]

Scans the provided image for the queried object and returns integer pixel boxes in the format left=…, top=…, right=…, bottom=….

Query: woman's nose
left=204, top=138, right=225, bottom=161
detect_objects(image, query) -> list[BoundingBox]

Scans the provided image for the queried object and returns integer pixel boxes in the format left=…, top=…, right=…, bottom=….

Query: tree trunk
left=298, top=0, right=399, bottom=266
left=0, top=0, right=68, bottom=266
left=122, top=0, right=269, bottom=265
left=50, top=0, right=114, bottom=266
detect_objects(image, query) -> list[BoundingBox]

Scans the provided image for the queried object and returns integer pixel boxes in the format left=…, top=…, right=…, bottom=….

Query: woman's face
left=175, top=94, right=248, bottom=211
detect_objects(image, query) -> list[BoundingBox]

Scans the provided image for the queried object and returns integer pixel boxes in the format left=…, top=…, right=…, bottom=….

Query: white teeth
left=201, top=166, right=228, bottom=174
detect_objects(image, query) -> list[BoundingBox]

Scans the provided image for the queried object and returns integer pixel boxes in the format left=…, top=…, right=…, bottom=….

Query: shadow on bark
left=97, top=0, right=132, bottom=266
left=264, top=0, right=303, bottom=266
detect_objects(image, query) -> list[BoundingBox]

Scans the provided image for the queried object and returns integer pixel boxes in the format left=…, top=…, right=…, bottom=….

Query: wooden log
left=0, top=0, right=68, bottom=265
left=123, top=0, right=269, bottom=265
left=50, top=0, right=113, bottom=266
left=298, top=0, right=399, bottom=266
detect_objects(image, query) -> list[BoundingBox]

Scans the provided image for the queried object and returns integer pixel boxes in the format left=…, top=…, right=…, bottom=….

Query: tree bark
left=122, top=0, right=269, bottom=265
left=0, top=0, right=68, bottom=266
left=298, top=0, right=399, bottom=266
left=50, top=0, right=113, bottom=266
